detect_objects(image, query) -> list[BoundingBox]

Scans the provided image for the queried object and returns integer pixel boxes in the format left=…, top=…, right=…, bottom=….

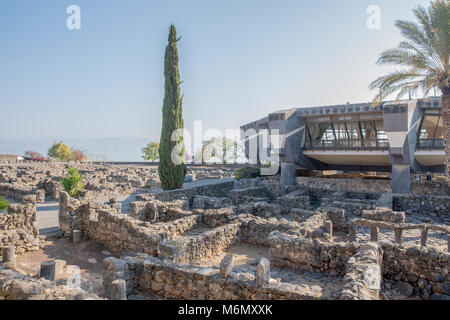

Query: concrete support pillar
left=420, top=228, right=428, bottom=247
left=40, top=260, right=56, bottom=281
left=394, top=228, right=403, bottom=245
left=392, top=164, right=411, bottom=194
left=280, top=162, right=297, bottom=196
left=370, top=227, right=379, bottom=242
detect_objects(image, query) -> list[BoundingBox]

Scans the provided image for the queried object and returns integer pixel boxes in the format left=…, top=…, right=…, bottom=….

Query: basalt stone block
left=106, top=279, right=127, bottom=300
left=256, top=258, right=270, bottom=286
left=2, top=246, right=16, bottom=263
left=220, top=254, right=234, bottom=279
left=39, top=260, right=56, bottom=281
left=55, top=259, right=67, bottom=276
left=72, top=230, right=83, bottom=243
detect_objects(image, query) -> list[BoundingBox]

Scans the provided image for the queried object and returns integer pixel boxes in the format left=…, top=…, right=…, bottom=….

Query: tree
left=158, top=25, right=187, bottom=190
left=369, top=0, right=449, bottom=177
left=61, top=167, right=84, bottom=197
left=24, top=151, right=44, bottom=162
left=196, top=137, right=239, bottom=164
left=142, top=142, right=160, bottom=161
left=48, top=141, right=71, bottom=161
left=70, top=148, right=87, bottom=161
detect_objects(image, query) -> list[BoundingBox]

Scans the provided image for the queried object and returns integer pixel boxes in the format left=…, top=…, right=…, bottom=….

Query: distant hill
left=0, top=154, right=20, bottom=161
left=0, top=137, right=157, bottom=162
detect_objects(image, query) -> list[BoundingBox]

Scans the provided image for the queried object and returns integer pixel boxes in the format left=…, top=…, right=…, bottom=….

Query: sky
left=0, top=0, right=431, bottom=145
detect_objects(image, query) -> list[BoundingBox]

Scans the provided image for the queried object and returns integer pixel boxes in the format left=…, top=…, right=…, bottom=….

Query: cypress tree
left=158, top=25, right=187, bottom=190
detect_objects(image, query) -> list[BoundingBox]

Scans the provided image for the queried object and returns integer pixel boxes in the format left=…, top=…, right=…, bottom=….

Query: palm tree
left=369, top=0, right=449, bottom=177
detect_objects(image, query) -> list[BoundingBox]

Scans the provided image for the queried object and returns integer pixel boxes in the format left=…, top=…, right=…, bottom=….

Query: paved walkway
left=36, top=201, right=59, bottom=235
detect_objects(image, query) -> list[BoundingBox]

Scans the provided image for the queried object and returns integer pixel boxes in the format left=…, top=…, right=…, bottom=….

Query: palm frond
left=369, top=1, right=449, bottom=103
left=377, top=48, right=435, bottom=72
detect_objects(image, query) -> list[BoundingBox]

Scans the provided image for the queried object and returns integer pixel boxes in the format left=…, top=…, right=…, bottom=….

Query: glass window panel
left=421, top=115, right=443, bottom=139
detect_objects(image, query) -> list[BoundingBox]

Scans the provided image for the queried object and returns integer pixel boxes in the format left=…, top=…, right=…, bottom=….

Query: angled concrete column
left=392, top=164, right=411, bottom=194
left=280, top=162, right=297, bottom=196
left=384, top=100, right=421, bottom=195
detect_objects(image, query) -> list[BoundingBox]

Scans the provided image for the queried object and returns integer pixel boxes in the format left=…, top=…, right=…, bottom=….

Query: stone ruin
left=0, top=162, right=449, bottom=300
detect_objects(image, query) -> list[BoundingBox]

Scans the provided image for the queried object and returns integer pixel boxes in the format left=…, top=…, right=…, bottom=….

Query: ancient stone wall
left=82, top=204, right=203, bottom=257
left=296, top=177, right=450, bottom=196
left=269, top=232, right=358, bottom=275
left=238, top=215, right=296, bottom=246
left=0, top=195, right=41, bottom=257
left=159, top=223, right=241, bottom=264
left=393, top=194, right=450, bottom=217
left=0, top=183, right=35, bottom=202
left=124, top=255, right=323, bottom=300
left=0, top=266, right=101, bottom=300
left=380, top=242, right=449, bottom=298
left=129, top=198, right=189, bottom=222
left=229, top=187, right=270, bottom=205
left=329, top=200, right=376, bottom=218
left=279, top=195, right=310, bottom=213
left=154, top=181, right=235, bottom=204
left=340, top=243, right=383, bottom=300
left=202, top=208, right=234, bottom=228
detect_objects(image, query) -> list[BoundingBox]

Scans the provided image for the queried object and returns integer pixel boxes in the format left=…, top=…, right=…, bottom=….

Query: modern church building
left=241, top=97, right=444, bottom=194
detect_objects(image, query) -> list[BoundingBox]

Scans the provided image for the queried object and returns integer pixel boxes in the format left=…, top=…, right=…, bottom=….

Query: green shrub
left=61, top=167, right=84, bottom=197
left=235, top=166, right=261, bottom=180
left=0, top=197, right=10, bottom=211
left=48, top=141, right=71, bottom=161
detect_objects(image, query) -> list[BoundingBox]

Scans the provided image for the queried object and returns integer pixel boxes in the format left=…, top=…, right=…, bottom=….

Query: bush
left=61, top=167, right=84, bottom=197
left=24, top=151, right=45, bottom=162
left=0, top=197, right=10, bottom=211
left=70, top=148, right=88, bottom=161
left=142, top=142, right=160, bottom=161
left=235, top=166, right=261, bottom=180
left=48, top=141, right=71, bottom=161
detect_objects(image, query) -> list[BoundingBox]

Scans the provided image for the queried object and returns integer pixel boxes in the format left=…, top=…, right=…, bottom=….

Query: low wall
left=381, top=242, right=450, bottom=298
left=0, top=183, right=35, bottom=201
left=82, top=204, right=203, bottom=256
left=129, top=198, right=189, bottom=222
left=330, top=200, right=375, bottom=218
left=159, top=223, right=241, bottom=264
left=340, top=243, right=383, bottom=300
left=279, top=195, right=310, bottom=213
left=0, top=265, right=101, bottom=300
left=238, top=215, right=297, bottom=246
left=269, top=232, right=358, bottom=275
left=296, top=177, right=450, bottom=196
left=229, top=186, right=269, bottom=205
left=154, top=181, right=235, bottom=204
left=0, top=195, right=41, bottom=257
left=128, top=255, right=323, bottom=300
left=393, top=194, right=450, bottom=217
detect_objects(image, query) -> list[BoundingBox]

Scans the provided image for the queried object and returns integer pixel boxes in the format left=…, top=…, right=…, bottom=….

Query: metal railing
left=416, top=139, right=444, bottom=150
left=303, top=139, right=389, bottom=151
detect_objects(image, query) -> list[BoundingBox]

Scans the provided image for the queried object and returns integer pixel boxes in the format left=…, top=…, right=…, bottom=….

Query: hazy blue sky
left=0, top=0, right=430, bottom=141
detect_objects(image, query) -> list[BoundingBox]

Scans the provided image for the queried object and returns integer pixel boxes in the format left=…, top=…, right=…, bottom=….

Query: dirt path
left=15, top=239, right=111, bottom=296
